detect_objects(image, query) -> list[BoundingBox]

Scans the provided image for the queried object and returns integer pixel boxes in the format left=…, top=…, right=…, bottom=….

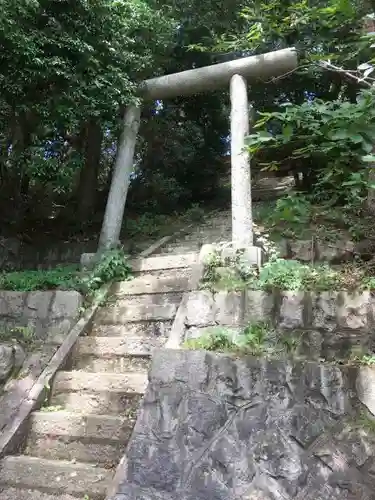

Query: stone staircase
left=0, top=251, right=199, bottom=500
left=154, top=210, right=232, bottom=256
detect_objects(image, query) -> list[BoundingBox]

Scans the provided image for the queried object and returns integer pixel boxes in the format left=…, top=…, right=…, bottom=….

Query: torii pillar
left=96, top=48, right=298, bottom=257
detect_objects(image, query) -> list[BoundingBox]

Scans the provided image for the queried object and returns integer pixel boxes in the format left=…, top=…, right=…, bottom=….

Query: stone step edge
left=74, top=336, right=167, bottom=357
left=0, top=455, right=112, bottom=499
left=0, top=487, right=79, bottom=500
left=131, top=252, right=198, bottom=273
left=52, top=370, right=148, bottom=394
left=27, top=410, right=133, bottom=442
left=110, top=273, right=193, bottom=295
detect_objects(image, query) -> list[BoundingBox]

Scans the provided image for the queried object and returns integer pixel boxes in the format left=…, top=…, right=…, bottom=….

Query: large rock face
left=113, top=349, right=375, bottom=500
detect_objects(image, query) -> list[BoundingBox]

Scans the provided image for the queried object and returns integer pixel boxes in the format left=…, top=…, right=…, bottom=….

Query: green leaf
left=362, top=155, right=375, bottom=163
left=282, top=125, right=293, bottom=139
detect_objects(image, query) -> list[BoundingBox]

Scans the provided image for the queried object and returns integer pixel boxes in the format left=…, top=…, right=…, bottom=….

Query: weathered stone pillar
left=230, top=74, right=253, bottom=247
left=98, top=105, right=141, bottom=251
left=364, top=15, right=375, bottom=215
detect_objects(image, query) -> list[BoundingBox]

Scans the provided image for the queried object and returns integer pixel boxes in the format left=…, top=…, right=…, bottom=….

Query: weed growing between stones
left=201, top=248, right=375, bottom=292
left=352, top=354, right=375, bottom=366
left=0, top=248, right=132, bottom=304
left=0, top=325, right=34, bottom=346
left=184, top=322, right=301, bottom=357
left=354, top=412, right=375, bottom=435
left=184, top=327, right=236, bottom=351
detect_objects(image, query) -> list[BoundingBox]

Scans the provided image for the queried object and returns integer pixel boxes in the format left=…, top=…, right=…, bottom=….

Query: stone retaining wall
left=0, top=290, right=83, bottom=341
left=0, top=290, right=82, bottom=432
left=112, top=349, right=375, bottom=500
left=273, top=237, right=354, bottom=262
left=181, top=289, right=375, bottom=360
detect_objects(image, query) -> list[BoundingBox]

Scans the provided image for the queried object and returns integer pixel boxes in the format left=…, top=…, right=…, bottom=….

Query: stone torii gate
left=97, top=47, right=298, bottom=256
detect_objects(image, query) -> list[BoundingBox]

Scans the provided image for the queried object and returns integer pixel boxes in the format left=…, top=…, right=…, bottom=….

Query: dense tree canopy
left=1, top=0, right=375, bottom=242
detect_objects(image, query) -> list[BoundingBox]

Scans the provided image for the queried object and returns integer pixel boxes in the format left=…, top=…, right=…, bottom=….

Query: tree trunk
left=98, top=105, right=141, bottom=251
left=77, top=119, right=103, bottom=221
left=230, top=74, right=253, bottom=247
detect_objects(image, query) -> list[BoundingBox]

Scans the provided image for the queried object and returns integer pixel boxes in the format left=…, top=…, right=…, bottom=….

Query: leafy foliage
left=246, top=90, right=375, bottom=203
left=79, top=248, right=131, bottom=297
left=0, top=249, right=131, bottom=298
left=184, top=321, right=300, bottom=357
left=256, top=259, right=341, bottom=291
left=0, top=266, right=79, bottom=292
left=184, top=328, right=236, bottom=351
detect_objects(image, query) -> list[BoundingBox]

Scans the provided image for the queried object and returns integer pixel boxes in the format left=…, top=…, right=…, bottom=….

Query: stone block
left=198, top=244, right=217, bottom=266
left=80, top=252, right=97, bottom=270
left=184, top=290, right=216, bottom=327
left=0, top=292, right=26, bottom=317
left=279, top=292, right=305, bottom=329
left=214, top=291, right=244, bottom=326
left=242, top=246, right=262, bottom=267
left=289, top=404, right=338, bottom=446
left=219, top=244, right=262, bottom=267
left=25, top=291, right=54, bottom=320
left=0, top=344, right=15, bottom=382
left=316, top=242, right=338, bottom=262
left=333, top=422, right=375, bottom=468
left=185, top=326, right=207, bottom=340
left=275, top=239, right=289, bottom=259
left=50, top=291, right=82, bottom=319
left=290, top=239, right=314, bottom=262
left=300, top=330, right=323, bottom=360
left=356, top=366, right=375, bottom=416
left=45, top=318, right=74, bottom=344
left=317, top=239, right=354, bottom=262
left=244, top=290, right=274, bottom=324
left=220, top=245, right=237, bottom=263
left=312, top=292, right=338, bottom=331
left=336, top=291, right=371, bottom=330
left=301, top=362, right=350, bottom=415
left=334, top=239, right=355, bottom=260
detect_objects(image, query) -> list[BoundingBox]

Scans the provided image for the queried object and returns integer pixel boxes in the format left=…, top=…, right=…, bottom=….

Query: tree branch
left=316, top=60, right=374, bottom=88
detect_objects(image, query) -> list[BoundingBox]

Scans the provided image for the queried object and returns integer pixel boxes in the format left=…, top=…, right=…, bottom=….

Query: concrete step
left=73, top=336, right=163, bottom=373
left=180, top=231, right=231, bottom=243
left=49, top=390, right=142, bottom=416
left=90, top=320, right=172, bottom=338
left=110, top=270, right=191, bottom=295
left=0, top=488, right=78, bottom=500
left=105, top=292, right=182, bottom=307
left=28, top=410, right=133, bottom=442
left=95, top=301, right=179, bottom=324
left=0, top=456, right=112, bottom=499
left=156, top=243, right=200, bottom=255
left=52, top=370, right=147, bottom=395
left=25, top=435, right=124, bottom=467
left=131, top=252, right=197, bottom=273
left=74, top=354, right=151, bottom=373
left=74, top=335, right=166, bottom=358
